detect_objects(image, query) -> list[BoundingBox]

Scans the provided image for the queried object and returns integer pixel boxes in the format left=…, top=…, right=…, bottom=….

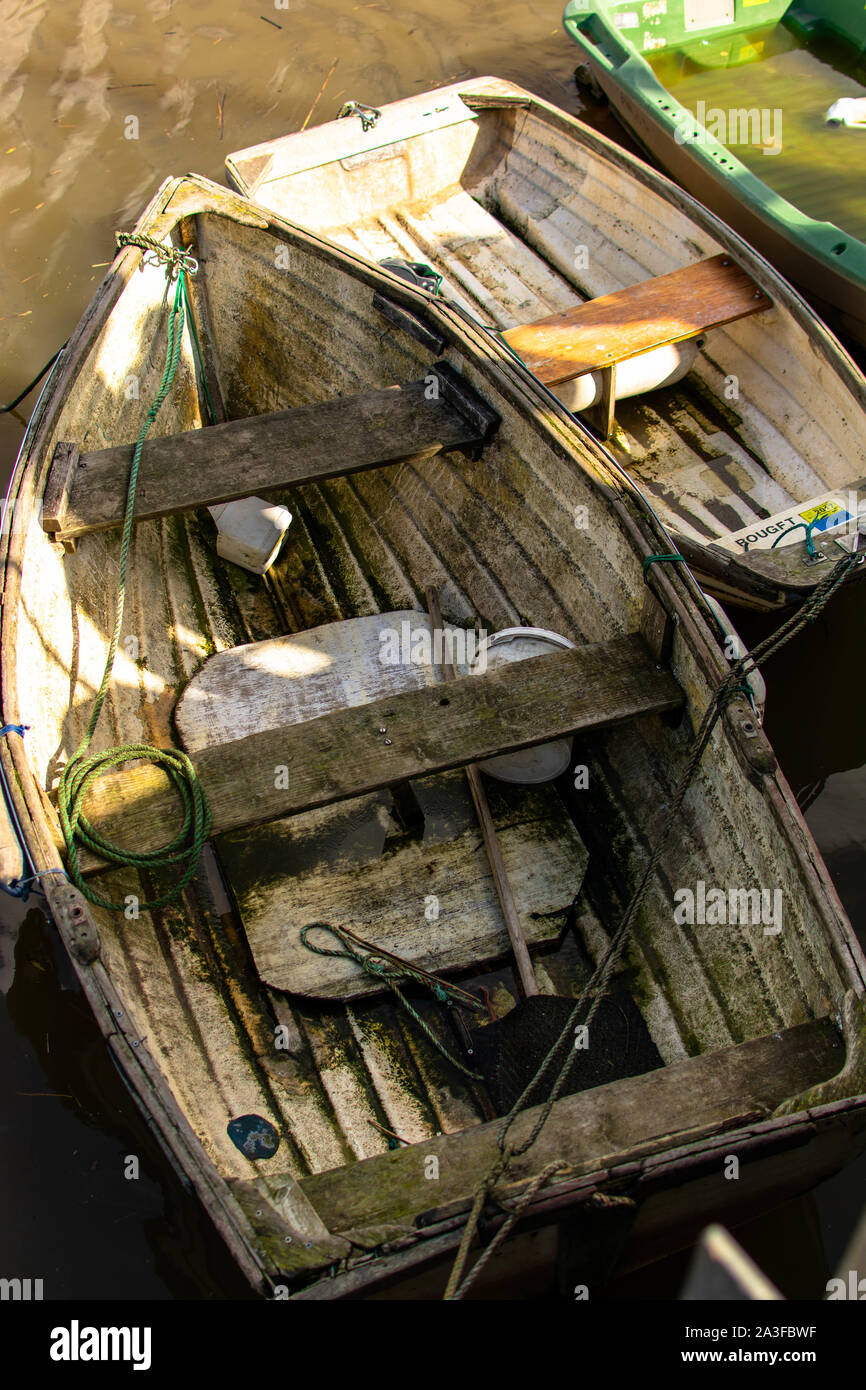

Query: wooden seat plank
left=41, top=367, right=499, bottom=541
left=294, top=1018, right=842, bottom=1240
left=73, top=631, right=682, bottom=874
left=502, top=254, right=771, bottom=386
left=179, top=613, right=586, bottom=993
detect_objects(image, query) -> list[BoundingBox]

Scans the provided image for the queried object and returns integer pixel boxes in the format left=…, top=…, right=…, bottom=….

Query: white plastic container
left=702, top=592, right=766, bottom=721
left=552, top=338, right=702, bottom=414
left=208, top=497, right=292, bottom=575
left=470, top=627, right=577, bottom=783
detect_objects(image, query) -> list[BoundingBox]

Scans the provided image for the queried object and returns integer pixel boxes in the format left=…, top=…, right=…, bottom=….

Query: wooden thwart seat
left=502, top=254, right=772, bottom=436
left=41, top=363, right=500, bottom=543
left=73, top=631, right=682, bottom=875
left=293, top=1018, right=842, bottom=1262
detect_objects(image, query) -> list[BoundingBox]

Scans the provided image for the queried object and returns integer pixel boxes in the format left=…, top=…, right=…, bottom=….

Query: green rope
left=770, top=516, right=819, bottom=557
left=57, top=239, right=212, bottom=912
left=300, top=923, right=484, bottom=1079
left=642, top=552, right=686, bottom=581
left=178, top=272, right=217, bottom=426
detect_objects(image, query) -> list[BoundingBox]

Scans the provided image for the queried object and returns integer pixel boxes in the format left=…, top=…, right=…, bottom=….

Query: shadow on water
left=1, top=903, right=250, bottom=1299
left=1, top=0, right=865, bottom=1300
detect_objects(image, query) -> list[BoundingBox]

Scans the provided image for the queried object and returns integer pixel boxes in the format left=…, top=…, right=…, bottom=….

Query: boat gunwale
left=290, top=1085, right=866, bottom=1299
left=561, top=1, right=866, bottom=293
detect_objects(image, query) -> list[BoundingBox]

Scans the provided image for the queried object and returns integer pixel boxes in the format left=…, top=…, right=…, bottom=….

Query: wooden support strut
left=425, top=588, right=539, bottom=999
left=72, top=631, right=683, bottom=876
left=39, top=362, right=500, bottom=542
left=40, top=441, right=79, bottom=549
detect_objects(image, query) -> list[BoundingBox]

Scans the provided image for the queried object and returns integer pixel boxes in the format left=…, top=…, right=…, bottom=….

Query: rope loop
left=336, top=100, right=381, bottom=132
left=115, top=231, right=198, bottom=280
left=300, top=922, right=483, bottom=1078
left=642, top=552, right=686, bottom=582
left=771, top=516, right=819, bottom=557
left=56, top=244, right=212, bottom=912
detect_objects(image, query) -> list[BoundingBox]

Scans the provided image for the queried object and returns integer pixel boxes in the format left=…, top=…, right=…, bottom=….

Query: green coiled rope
left=57, top=239, right=211, bottom=912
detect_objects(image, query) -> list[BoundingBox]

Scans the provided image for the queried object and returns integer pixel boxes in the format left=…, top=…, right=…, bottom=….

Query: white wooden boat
left=3, top=174, right=866, bottom=1299
left=227, top=76, right=866, bottom=611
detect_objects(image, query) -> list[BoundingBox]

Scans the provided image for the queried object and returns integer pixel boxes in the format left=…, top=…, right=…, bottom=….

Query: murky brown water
left=1, top=0, right=865, bottom=1300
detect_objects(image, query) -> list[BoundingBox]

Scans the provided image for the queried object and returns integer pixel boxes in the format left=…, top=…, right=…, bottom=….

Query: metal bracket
left=372, top=293, right=447, bottom=357
left=428, top=360, right=501, bottom=460
left=336, top=100, right=381, bottom=132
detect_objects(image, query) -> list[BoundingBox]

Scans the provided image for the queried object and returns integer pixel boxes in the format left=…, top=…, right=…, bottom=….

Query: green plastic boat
left=563, top=0, right=866, bottom=346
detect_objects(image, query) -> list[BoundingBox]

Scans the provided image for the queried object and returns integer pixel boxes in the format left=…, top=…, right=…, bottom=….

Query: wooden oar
left=425, top=587, right=538, bottom=999
left=423, top=590, right=663, bottom=1116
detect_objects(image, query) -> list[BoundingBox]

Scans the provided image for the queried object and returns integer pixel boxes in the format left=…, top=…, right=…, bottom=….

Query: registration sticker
left=717, top=491, right=860, bottom=554
left=799, top=501, right=850, bottom=533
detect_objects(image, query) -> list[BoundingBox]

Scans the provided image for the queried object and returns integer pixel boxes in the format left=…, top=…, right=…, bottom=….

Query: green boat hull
left=563, top=0, right=866, bottom=346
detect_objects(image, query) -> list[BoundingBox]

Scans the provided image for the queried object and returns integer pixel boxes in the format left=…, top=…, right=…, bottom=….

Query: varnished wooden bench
left=40, top=362, right=500, bottom=544
left=502, top=254, right=772, bottom=437
left=72, top=631, right=682, bottom=876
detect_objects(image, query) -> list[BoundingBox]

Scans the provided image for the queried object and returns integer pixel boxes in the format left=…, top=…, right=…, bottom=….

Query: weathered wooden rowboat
left=4, top=173, right=866, bottom=1300
left=226, top=76, right=866, bottom=612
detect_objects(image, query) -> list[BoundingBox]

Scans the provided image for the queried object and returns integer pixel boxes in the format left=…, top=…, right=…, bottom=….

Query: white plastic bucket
left=470, top=627, right=577, bottom=783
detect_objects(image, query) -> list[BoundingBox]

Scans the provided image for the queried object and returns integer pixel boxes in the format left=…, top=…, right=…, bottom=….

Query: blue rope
left=0, top=725, right=67, bottom=901
left=4, top=868, right=70, bottom=901
left=0, top=881, right=30, bottom=901
left=771, top=517, right=819, bottom=557
left=0, top=722, right=34, bottom=898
